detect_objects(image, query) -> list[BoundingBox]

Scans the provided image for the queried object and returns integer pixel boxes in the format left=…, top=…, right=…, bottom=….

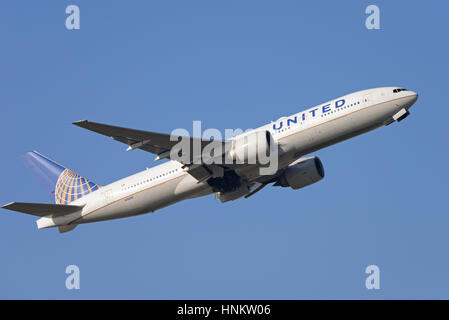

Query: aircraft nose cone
left=406, top=91, right=419, bottom=109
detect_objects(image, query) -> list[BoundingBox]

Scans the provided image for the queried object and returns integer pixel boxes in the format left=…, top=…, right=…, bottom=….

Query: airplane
left=2, top=87, right=418, bottom=233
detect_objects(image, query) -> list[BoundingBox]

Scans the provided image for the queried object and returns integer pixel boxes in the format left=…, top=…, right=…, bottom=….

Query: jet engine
left=227, top=130, right=274, bottom=164
left=275, top=156, right=325, bottom=190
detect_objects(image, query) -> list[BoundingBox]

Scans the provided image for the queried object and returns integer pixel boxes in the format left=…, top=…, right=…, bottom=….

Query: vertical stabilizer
left=23, top=151, right=100, bottom=204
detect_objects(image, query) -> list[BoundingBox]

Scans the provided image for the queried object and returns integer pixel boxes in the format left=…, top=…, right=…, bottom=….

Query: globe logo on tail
left=55, top=169, right=100, bottom=204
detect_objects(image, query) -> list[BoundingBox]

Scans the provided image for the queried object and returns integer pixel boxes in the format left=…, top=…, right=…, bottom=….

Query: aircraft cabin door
left=363, top=94, right=371, bottom=105
left=103, top=189, right=113, bottom=202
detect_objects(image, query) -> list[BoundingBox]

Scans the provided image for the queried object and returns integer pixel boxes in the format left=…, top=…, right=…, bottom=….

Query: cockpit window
left=393, top=88, right=407, bottom=93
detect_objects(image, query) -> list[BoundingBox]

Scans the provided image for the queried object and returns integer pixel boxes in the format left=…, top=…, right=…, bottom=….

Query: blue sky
left=0, top=0, right=448, bottom=299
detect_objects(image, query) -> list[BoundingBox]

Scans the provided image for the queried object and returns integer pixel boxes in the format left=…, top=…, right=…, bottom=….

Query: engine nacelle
left=227, top=130, right=273, bottom=164
left=276, top=156, right=325, bottom=190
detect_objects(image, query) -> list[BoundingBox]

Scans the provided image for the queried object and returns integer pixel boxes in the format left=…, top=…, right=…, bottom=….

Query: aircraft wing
left=73, top=120, right=225, bottom=161
left=73, top=120, right=230, bottom=181
left=2, top=202, right=83, bottom=217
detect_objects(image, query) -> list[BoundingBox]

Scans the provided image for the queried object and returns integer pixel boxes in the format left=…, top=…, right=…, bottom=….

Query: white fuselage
left=37, top=87, right=418, bottom=228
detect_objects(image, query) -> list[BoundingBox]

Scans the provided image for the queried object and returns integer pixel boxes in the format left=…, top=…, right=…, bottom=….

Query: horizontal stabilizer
left=2, top=202, right=83, bottom=217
